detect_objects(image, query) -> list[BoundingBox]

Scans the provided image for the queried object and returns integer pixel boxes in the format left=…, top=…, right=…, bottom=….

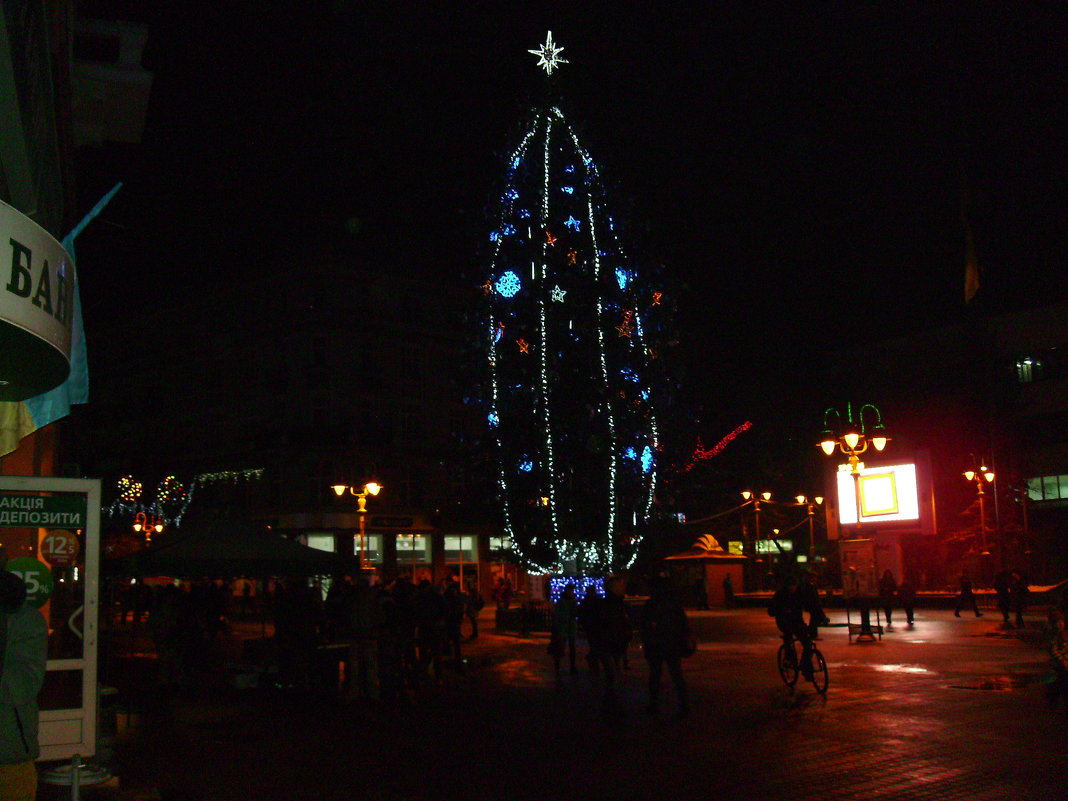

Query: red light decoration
left=517, top=338, right=531, bottom=353
left=482, top=280, right=494, bottom=295
left=567, top=250, right=578, bottom=266
left=681, top=421, right=754, bottom=472
left=545, top=230, right=558, bottom=246
left=652, top=291, right=663, bottom=306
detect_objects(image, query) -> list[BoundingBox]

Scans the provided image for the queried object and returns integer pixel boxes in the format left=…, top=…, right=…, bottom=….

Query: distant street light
left=132, top=511, right=163, bottom=543
left=741, top=490, right=771, bottom=590
left=332, top=482, right=382, bottom=568
left=793, top=495, right=825, bottom=563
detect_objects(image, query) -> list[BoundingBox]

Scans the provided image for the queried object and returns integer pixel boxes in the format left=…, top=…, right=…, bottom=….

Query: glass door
left=0, top=476, right=101, bottom=762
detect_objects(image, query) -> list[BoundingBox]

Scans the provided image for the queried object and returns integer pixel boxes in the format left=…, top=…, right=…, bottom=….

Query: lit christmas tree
left=478, top=33, right=672, bottom=574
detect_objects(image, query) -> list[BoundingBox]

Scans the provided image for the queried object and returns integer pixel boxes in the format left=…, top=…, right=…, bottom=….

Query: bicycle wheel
left=777, top=642, right=799, bottom=687
left=808, top=648, right=829, bottom=695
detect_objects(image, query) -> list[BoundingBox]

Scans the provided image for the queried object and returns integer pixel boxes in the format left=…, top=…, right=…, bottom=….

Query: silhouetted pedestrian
left=464, top=581, right=484, bottom=640
left=897, top=574, right=916, bottom=625
left=1010, top=571, right=1030, bottom=628
left=392, top=580, right=418, bottom=686
left=550, top=583, right=578, bottom=678
left=879, top=570, right=897, bottom=627
left=344, top=577, right=380, bottom=700
left=579, top=582, right=620, bottom=714
left=954, top=575, right=983, bottom=618
left=994, top=570, right=1012, bottom=626
left=641, top=576, right=690, bottom=719
left=604, top=576, right=633, bottom=673
left=723, top=573, right=735, bottom=609
left=1046, top=608, right=1068, bottom=712
left=443, top=580, right=465, bottom=672
left=415, top=580, right=445, bottom=684
left=376, top=582, right=403, bottom=704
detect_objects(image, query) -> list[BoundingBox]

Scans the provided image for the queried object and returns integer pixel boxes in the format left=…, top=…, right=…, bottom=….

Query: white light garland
left=481, top=97, right=662, bottom=574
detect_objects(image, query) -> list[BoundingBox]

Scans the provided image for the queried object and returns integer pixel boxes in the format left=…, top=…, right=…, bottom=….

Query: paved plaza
left=45, top=606, right=1067, bottom=801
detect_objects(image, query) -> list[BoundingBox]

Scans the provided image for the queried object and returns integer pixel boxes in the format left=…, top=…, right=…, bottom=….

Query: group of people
left=877, top=569, right=918, bottom=627
left=952, top=569, right=1031, bottom=625
left=285, top=575, right=485, bottom=702
left=549, top=576, right=691, bottom=718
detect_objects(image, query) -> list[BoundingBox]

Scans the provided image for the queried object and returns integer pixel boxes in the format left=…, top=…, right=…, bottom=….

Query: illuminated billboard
left=836, top=463, right=919, bottom=525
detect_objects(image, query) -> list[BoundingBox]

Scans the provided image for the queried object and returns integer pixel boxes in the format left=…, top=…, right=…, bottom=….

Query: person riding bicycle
left=769, top=573, right=819, bottom=679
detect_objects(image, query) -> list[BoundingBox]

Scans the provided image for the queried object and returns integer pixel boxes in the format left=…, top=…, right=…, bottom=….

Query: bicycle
left=777, top=637, right=828, bottom=695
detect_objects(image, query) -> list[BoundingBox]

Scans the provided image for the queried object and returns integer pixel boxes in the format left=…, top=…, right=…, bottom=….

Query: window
left=396, top=534, right=430, bottom=563
left=445, top=536, right=478, bottom=563
left=1027, top=474, right=1068, bottom=502
left=1016, top=358, right=1045, bottom=383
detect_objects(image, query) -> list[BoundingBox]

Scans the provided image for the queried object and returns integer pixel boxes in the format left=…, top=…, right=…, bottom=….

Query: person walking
left=464, top=581, right=484, bottom=640
left=578, top=584, right=606, bottom=677
left=897, top=573, right=917, bottom=626
left=604, top=576, right=633, bottom=673
left=549, top=583, right=578, bottom=678
left=415, top=580, right=445, bottom=685
left=953, top=575, right=983, bottom=618
left=345, top=577, right=381, bottom=700
left=641, top=576, right=691, bottom=719
left=878, top=570, right=898, bottom=628
left=1010, top=571, right=1030, bottom=629
left=993, top=570, right=1012, bottom=626
left=1, top=553, right=49, bottom=801
left=442, top=580, right=465, bottom=673
left=723, top=573, right=735, bottom=609
left=1045, top=608, right=1068, bottom=712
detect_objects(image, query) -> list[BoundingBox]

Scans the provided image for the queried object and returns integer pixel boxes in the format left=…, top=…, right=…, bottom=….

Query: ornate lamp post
left=132, top=511, right=164, bottom=544
left=819, top=402, right=889, bottom=641
left=332, top=481, right=382, bottom=568
left=963, top=461, right=995, bottom=557
left=819, top=403, right=890, bottom=526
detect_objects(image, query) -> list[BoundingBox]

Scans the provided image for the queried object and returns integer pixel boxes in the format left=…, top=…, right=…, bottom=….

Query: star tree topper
left=529, top=31, right=568, bottom=75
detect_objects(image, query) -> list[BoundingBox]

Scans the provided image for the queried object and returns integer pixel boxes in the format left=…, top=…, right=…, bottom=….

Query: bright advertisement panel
left=836, top=463, right=919, bottom=525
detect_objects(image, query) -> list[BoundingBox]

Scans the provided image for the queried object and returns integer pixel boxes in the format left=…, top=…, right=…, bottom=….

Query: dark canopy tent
left=105, top=521, right=359, bottom=579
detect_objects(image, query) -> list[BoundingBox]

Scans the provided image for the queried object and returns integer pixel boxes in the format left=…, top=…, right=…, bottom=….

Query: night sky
left=77, top=2, right=1068, bottom=433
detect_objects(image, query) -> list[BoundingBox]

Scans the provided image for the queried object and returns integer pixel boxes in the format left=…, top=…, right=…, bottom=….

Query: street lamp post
left=963, top=461, right=995, bottom=558
left=741, top=490, right=771, bottom=590
left=794, top=495, right=825, bottom=564
left=819, top=402, right=889, bottom=641
left=332, top=481, right=383, bottom=569
left=132, top=511, right=164, bottom=544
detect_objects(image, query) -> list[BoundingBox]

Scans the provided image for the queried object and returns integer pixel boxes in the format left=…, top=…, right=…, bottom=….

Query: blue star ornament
left=529, top=31, right=568, bottom=75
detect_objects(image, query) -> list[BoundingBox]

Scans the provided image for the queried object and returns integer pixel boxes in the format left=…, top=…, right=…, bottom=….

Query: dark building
left=820, top=300, right=1068, bottom=587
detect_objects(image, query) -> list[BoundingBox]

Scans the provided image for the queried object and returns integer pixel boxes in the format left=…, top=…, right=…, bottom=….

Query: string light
left=681, top=421, right=754, bottom=473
